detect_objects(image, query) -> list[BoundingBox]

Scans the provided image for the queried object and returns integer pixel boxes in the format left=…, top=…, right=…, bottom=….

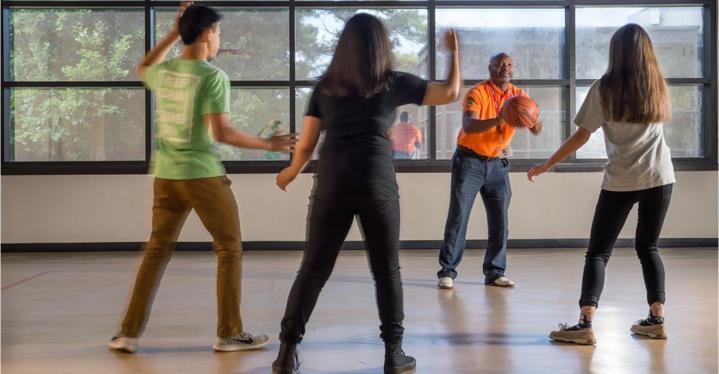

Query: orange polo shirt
left=458, top=81, right=527, bottom=158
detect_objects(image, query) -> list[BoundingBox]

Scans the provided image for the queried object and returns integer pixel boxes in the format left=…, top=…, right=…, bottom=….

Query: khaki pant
left=120, top=176, right=243, bottom=338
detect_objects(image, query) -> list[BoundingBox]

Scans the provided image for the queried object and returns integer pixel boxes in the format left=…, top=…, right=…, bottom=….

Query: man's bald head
left=488, top=53, right=514, bottom=88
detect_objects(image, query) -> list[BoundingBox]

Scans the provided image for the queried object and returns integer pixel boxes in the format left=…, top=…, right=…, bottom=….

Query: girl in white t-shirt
left=527, top=23, right=674, bottom=345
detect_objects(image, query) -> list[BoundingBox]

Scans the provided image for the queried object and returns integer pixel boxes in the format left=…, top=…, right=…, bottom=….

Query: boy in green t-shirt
left=109, top=2, right=294, bottom=354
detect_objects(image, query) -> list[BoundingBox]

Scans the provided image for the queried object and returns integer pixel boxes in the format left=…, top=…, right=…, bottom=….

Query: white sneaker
left=109, top=336, right=138, bottom=353
left=437, top=277, right=454, bottom=289
left=213, top=332, right=271, bottom=352
left=489, top=276, right=515, bottom=287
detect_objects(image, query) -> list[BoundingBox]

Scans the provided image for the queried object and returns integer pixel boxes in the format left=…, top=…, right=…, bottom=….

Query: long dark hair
left=318, top=13, right=394, bottom=98
left=599, top=23, right=670, bottom=124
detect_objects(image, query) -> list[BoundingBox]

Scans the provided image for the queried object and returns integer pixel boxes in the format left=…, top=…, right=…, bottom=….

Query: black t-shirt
left=306, top=72, right=428, bottom=200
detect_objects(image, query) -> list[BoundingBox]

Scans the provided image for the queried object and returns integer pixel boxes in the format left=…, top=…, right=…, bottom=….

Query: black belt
left=457, top=146, right=500, bottom=161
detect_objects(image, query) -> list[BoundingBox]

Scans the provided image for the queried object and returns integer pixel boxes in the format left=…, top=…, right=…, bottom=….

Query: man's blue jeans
left=437, top=149, right=512, bottom=283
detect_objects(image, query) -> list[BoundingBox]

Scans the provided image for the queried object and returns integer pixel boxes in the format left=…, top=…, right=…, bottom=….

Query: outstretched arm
left=276, top=116, right=322, bottom=191
left=527, top=127, right=592, bottom=182
left=205, top=113, right=295, bottom=151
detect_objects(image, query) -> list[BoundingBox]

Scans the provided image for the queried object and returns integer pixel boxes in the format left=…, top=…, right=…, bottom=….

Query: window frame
left=1, top=0, right=716, bottom=175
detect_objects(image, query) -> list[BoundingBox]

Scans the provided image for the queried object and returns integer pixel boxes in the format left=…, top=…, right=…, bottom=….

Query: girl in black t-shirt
left=272, top=13, right=461, bottom=374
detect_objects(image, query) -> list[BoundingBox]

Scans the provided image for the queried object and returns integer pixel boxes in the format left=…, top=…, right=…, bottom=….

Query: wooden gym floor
left=2, top=248, right=717, bottom=374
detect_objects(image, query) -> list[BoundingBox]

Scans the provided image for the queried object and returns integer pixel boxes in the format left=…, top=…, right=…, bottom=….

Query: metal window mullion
left=289, top=2, right=296, bottom=159
left=144, top=2, right=153, bottom=165
left=2, top=6, right=10, bottom=162
left=574, top=0, right=712, bottom=5
left=566, top=3, right=576, bottom=161
left=704, top=2, right=718, bottom=162
left=4, top=81, right=144, bottom=88
left=428, top=0, right=436, bottom=161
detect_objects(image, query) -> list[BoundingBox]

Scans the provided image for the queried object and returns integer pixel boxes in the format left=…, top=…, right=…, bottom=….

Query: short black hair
left=400, top=111, right=410, bottom=122
left=178, top=5, right=222, bottom=45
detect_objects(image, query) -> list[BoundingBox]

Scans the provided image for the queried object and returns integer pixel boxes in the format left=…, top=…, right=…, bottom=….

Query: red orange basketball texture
left=501, top=96, right=540, bottom=128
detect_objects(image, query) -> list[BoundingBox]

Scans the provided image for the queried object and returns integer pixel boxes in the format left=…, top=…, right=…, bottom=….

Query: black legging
left=580, top=184, right=673, bottom=307
left=279, top=197, right=403, bottom=343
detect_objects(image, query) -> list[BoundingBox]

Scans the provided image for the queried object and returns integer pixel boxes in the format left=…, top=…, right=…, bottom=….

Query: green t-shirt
left=143, top=58, right=229, bottom=180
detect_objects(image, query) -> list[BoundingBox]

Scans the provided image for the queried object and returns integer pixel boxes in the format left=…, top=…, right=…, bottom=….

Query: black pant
left=279, top=198, right=403, bottom=343
left=580, top=184, right=673, bottom=308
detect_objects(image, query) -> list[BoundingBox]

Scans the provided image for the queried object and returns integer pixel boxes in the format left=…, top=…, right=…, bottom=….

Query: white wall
left=2, top=171, right=717, bottom=243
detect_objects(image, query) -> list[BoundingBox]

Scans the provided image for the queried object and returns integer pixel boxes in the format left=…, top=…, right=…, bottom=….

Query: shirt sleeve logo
left=465, top=96, right=477, bottom=108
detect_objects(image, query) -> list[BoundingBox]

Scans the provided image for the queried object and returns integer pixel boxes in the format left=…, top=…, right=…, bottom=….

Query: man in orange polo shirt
left=437, top=53, right=542, bottom=289
left=389, top=111, right=423, bottom=159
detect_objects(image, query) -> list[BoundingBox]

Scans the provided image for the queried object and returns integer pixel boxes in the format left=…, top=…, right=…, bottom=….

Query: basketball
left=501, top=96, right=540, bottom=128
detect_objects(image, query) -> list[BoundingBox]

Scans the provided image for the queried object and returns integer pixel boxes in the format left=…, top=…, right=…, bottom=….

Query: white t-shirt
left=575, top=81, right=675, bottom=192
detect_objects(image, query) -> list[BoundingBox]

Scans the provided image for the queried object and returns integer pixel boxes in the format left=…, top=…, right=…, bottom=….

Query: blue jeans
left=437, top=150, right=512, bottom=283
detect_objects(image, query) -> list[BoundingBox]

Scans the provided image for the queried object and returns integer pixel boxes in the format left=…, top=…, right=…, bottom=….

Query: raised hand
left=173, top=2, right=192, bottom=33
left=443, top=29, right=459, bottom=52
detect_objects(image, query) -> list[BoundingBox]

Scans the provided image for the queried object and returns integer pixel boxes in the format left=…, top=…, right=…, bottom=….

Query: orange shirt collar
left=486, top=80, right=513, bottom=97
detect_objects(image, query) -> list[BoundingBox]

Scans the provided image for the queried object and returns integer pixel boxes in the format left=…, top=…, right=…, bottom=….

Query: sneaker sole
left=108, top=345, right=137, bottom=354
left=272, top=366, right=299, bottom=374
left=213, top=339, right=271, bottom=352
left=384, top=361, right=416, bottom=374
left=630, top=326, right=667, bottom=339
left=549, top=336, right=596, bottom=345
left=486, top=283, right=515, bottom=288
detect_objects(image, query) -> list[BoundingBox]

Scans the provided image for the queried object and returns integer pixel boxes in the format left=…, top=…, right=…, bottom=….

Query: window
left=296, top=8, right=428, bottom=80
left=156, top=9, right=290, bottom=81
left=2, top=1, right=716, bottom=173
left=435, top=8, right=565, bottom=80
left=9, top=88, right=145, bottom=161
left=576, top=7, right=704, bottom=79
left=575, top=6, right=708, bottom=160
left=9, top=8, right=145, bottom=81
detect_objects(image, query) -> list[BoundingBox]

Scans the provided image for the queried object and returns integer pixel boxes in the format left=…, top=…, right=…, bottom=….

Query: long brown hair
left=599, top=23, right=671, bottom=124
left=318, top=13, right=394, bottom=98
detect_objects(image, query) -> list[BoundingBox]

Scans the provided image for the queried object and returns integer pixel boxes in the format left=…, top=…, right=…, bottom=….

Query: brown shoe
left=630, top=312, right=667, bottom=339
left=549, top=322, right=596, bottom=345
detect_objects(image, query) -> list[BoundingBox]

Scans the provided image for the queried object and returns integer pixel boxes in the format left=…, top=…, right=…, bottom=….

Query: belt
left=457, top=146, right=500, bottom=161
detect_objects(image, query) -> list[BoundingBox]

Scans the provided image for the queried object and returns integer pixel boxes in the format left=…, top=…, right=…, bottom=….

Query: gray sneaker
left=109, top=336, right=138, bottom=353
left=437, top=277, right=454, bottom=289
left=488, top=276, right=515, bottom=288
left=630, top=312, right=667, bottom=339
left=549, top=320, right=596, bottom=345
left=213, top=332, right=271, bottom=352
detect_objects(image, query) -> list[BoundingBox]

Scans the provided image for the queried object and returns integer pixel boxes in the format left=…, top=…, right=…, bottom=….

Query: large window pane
left=576, top=7, right=704, bottom=79
left=9, top=9, right=144, bottom=81
left=296, top=9, right=428, bottom=80
left=156, top=9, right=290, bottom=81
left=436, top=8, right=565, bottom=80
left=435, top=85, right=565, bottom=160
left=215, top=88, right=290, bottom=161
left=9, top=88, right=145, bottom=161
left=574, top=85, right=703, bottom=159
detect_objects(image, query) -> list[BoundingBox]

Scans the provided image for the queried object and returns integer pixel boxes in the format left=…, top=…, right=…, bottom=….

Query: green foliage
left=10, top=9, right=144, bottom=161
